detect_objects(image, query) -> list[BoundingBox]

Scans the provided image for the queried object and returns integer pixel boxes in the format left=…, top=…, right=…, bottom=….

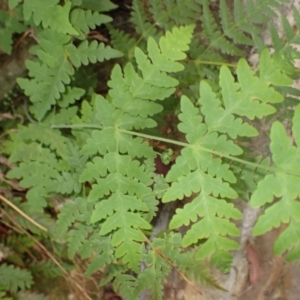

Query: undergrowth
left=1, top=0, right=300, bottom=299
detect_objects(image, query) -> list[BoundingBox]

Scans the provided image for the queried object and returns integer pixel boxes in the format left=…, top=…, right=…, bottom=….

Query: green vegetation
left=0, top=0, right=300, bottom=299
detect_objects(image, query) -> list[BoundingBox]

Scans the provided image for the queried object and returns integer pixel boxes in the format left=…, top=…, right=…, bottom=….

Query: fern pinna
left=77, top=25, right=195, bottom=278
left=250, top=105, right=300, bottom=261
left=162, top=47, right=292, bottom=264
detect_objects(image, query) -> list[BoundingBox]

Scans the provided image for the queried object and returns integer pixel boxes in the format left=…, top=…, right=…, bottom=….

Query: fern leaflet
left=23, top=0, right=78, bottom=35
left=163, top=49, right=292, bottom=261
left=0, top=264, right=32, bottom=293
left=0, top=9, right=26, bottom=54
left=250, top=104, right=300, bottom=261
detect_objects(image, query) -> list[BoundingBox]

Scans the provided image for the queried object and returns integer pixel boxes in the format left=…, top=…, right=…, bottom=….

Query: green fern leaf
left=137, top=269, right=164, bottom=300
left=6, top=123, right=72, bottom=210
left=23, top=1, right=78, bottom=35
left=160, top=94, right=242, bottom=260
left=0, top=9, right=26, bottom=54
left=131, top=0, right=160, bottom=40
left=17, top=31, right=74, bottom=119
left=100, top=264, right=127, bottom=287
left=56, top=198, right=83, bottom=237
left=15, top=124, right=69, bottom=157
left=67, top=224, right=93, bottom=259
left=106, top=25, right=194, bottom=130
left=162, top=49, right=292, bottom=261
left=135, top=233, right=192, bottom=299
left=114, top=274, right=140, bottom=300
left=30, top=260, right=64, bottom=278
left=220, top=49, right=292, bottom=120
left=57, top=172, right=81, bottom=194
left=18, top=28, right=121, bottom=120
left=81, top=150, right=152, bottom=272
left=66, top=40, right=123, bottom=67
left=149, top=0, right=202, bottom=31
left=220, top=0, right=253, bottom=46
left=107, top=26, right=137, bottom=61
left=250, top=104, right=300, bottom=260
left=83, top=235, right=113, bottom=276
left=58, top=87, right=85, bottom=108
left=5, top=234, right=34, bottom=254
left=70, top=8, right=112, bottom=37
left=232, top=156, right=271, bottom=201
left=201, top=0, right=243, bottom=56
left=199, top=81, right=257, bottom=139
left=270, top=9, right=300, bottom=74
left=192, top=0, right=290, bottom=62
left=23, top=0, right=58, bottom=24
left=6, top=162, right=59, bottom=210
left=0, top=264, right=32, bottom=293
left=78, top=25, right=195, bottom=271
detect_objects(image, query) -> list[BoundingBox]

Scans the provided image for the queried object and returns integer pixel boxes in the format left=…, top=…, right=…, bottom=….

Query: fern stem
left=51, top=124, right=102, bottom=130
left=118, top=128, right=271, bottom=172
left=51, top=123, right=269, bottom=171
left=51, top=124, right=300, bottom=176
left=193, top=59, right=237, bottom=68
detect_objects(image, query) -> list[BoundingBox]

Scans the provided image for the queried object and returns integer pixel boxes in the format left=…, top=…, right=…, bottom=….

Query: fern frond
left=17, top=29, right=121, bottom=120
left=131, top=0, right=160, bottom=41
left=201, top=0, right=244, bottom=56
left=56, top=198, right=113, bottom=272
left=113, top=274, right=140, bottom=300
left=232, top=156, right=271, bottom=201
left=70, top=8, right=112, bottom=38
left=270, top=9, right=300, bottom=73
left=190, top=0, right=289, bottom=62
left=23, top=1, right=78, bottom=35
left=83, top=234, right=114, bottom=276
left=220, top=0, right=253, bottom=46
left=56, top=198, right=87, bottom=237
left=30, top=260, right=64, bottom=278
left=100, top=264, right=127, bottom=287
left=5, top=234, right=34, bottom=255
left=5, top=121, right=86, bottom=211
left=67, top=223, right=93, bottom=259
left=0, top=264, right=32, bottom=293
left=79, top=25, right=195, bottom=272
left=163, top=49, right=292, bottom=261
left=0, top=9, right=26, bottom=54
left=149, top=0, right=202, bottom=31
left=250, top=104, right=300, bottom=261
left=66, top=40, right=123, bottom=67
left=6, top=162, right=60, bottom=211
left=108, top=26, right=137, bottom=61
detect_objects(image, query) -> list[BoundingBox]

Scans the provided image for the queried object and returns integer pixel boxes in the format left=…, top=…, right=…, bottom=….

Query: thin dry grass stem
left=0, top=194, right=47, bottom=232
